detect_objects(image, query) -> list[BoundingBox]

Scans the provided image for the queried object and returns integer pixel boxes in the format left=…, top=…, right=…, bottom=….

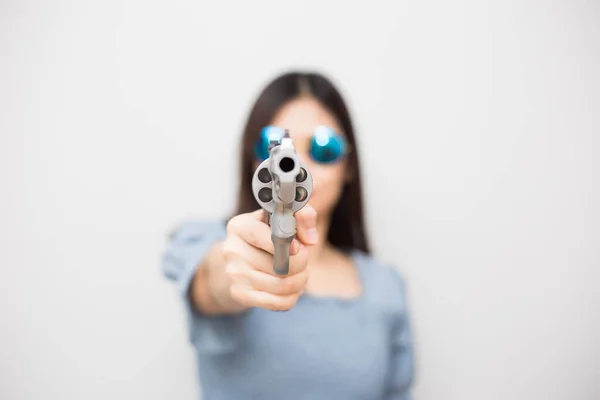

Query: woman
left=161, top=71, right=414, bottom=399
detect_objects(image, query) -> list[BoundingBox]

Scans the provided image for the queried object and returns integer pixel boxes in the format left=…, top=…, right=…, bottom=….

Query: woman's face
left=255, top=96, right=350, bottom=219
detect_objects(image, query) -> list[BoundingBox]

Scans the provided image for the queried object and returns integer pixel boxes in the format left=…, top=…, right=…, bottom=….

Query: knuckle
left=224, top=262, right=237, bottom=277
left=299, top=205, right=316, bottom=222
left=221, top=239, right=236, bottom=258
left=229, top=285, right=241, bottom=301
left=226, top=215, right=246, bottom=235
left=229, top=285, right=249, bottom=306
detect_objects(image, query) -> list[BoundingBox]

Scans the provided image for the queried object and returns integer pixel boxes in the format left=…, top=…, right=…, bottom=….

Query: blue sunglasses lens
left=310, top=126, right=346, bottom=163
left=254, top=125, right=347, bottom=164
left=254, top=126, right=285, bottom=161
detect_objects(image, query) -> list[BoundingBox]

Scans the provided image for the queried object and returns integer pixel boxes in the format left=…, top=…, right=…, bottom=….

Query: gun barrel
left=251, top=129, right=312, bottom=276
left=270, top=137, right=300, bottom=204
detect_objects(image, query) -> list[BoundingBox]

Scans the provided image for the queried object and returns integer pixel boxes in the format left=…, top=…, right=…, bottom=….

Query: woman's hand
left=223, top=205, right=318, bottom=311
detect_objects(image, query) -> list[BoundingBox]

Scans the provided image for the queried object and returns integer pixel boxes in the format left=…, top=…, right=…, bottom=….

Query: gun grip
left=272, top=235, right=293, bottom=276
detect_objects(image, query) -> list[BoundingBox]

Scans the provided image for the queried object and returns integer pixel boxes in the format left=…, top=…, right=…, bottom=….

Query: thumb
left=295, top=204, right=318, bottom=246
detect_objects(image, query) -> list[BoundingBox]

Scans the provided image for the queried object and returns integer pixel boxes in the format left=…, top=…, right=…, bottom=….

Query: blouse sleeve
left=383, top=267, right=415, bottom=400
left=161, top=218, right=246, bottom=355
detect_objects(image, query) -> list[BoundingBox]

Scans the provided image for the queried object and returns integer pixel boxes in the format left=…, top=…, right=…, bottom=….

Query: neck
left=307, top=214, right=332, bottom=266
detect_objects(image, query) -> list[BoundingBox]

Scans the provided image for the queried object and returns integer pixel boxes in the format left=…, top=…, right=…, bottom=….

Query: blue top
left=161, top=219, right=414, bottom=400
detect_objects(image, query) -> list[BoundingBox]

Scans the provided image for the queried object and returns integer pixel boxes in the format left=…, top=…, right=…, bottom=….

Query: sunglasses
left=254, top=125, right=350, bottom=164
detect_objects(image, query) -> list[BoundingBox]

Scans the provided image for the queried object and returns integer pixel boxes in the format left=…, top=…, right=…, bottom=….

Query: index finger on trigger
left=240, top=210, right=301, bottom=256
left=227, top=214, right=275, bottom=254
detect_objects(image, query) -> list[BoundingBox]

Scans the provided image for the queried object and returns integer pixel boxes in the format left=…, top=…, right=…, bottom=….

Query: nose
left=296, top=151, right=309, bottom=167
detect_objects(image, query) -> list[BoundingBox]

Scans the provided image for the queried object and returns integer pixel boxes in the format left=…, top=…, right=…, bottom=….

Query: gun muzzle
left=251, top=130, right=313, bottom=275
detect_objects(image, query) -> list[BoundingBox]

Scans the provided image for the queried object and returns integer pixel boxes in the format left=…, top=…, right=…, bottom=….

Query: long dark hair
left=232, top=71, right=370, bottom=254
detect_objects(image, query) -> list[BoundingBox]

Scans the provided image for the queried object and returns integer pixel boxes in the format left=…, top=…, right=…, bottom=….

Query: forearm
left=189, top=241, right=247, bottom=315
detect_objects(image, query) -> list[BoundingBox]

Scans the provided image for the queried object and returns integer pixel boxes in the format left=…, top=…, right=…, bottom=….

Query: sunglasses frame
left=254, top=125, right=352, bottom=164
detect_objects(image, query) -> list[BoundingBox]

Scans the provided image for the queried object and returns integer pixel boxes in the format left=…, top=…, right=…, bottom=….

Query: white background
left=1, top=1, right=599, bottom=399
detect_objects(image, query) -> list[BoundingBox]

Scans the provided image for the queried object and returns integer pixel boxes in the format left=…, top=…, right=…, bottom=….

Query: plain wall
left=1, top=1, right=599, bottom=399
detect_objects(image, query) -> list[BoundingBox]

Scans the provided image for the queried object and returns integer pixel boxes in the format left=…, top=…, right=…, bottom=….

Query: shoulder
left=161, top=218, right=227, bottom=282
left=167, top=218, right=227, bottom=242
left=351, top=249, right=409, bottom=314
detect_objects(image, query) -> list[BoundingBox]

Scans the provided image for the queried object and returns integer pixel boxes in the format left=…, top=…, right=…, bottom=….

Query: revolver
left=252, top=129, right=313, bottom=276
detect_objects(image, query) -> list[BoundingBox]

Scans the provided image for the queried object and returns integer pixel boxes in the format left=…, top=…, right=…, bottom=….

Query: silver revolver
left=251, top=130, right=313, bottom=276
